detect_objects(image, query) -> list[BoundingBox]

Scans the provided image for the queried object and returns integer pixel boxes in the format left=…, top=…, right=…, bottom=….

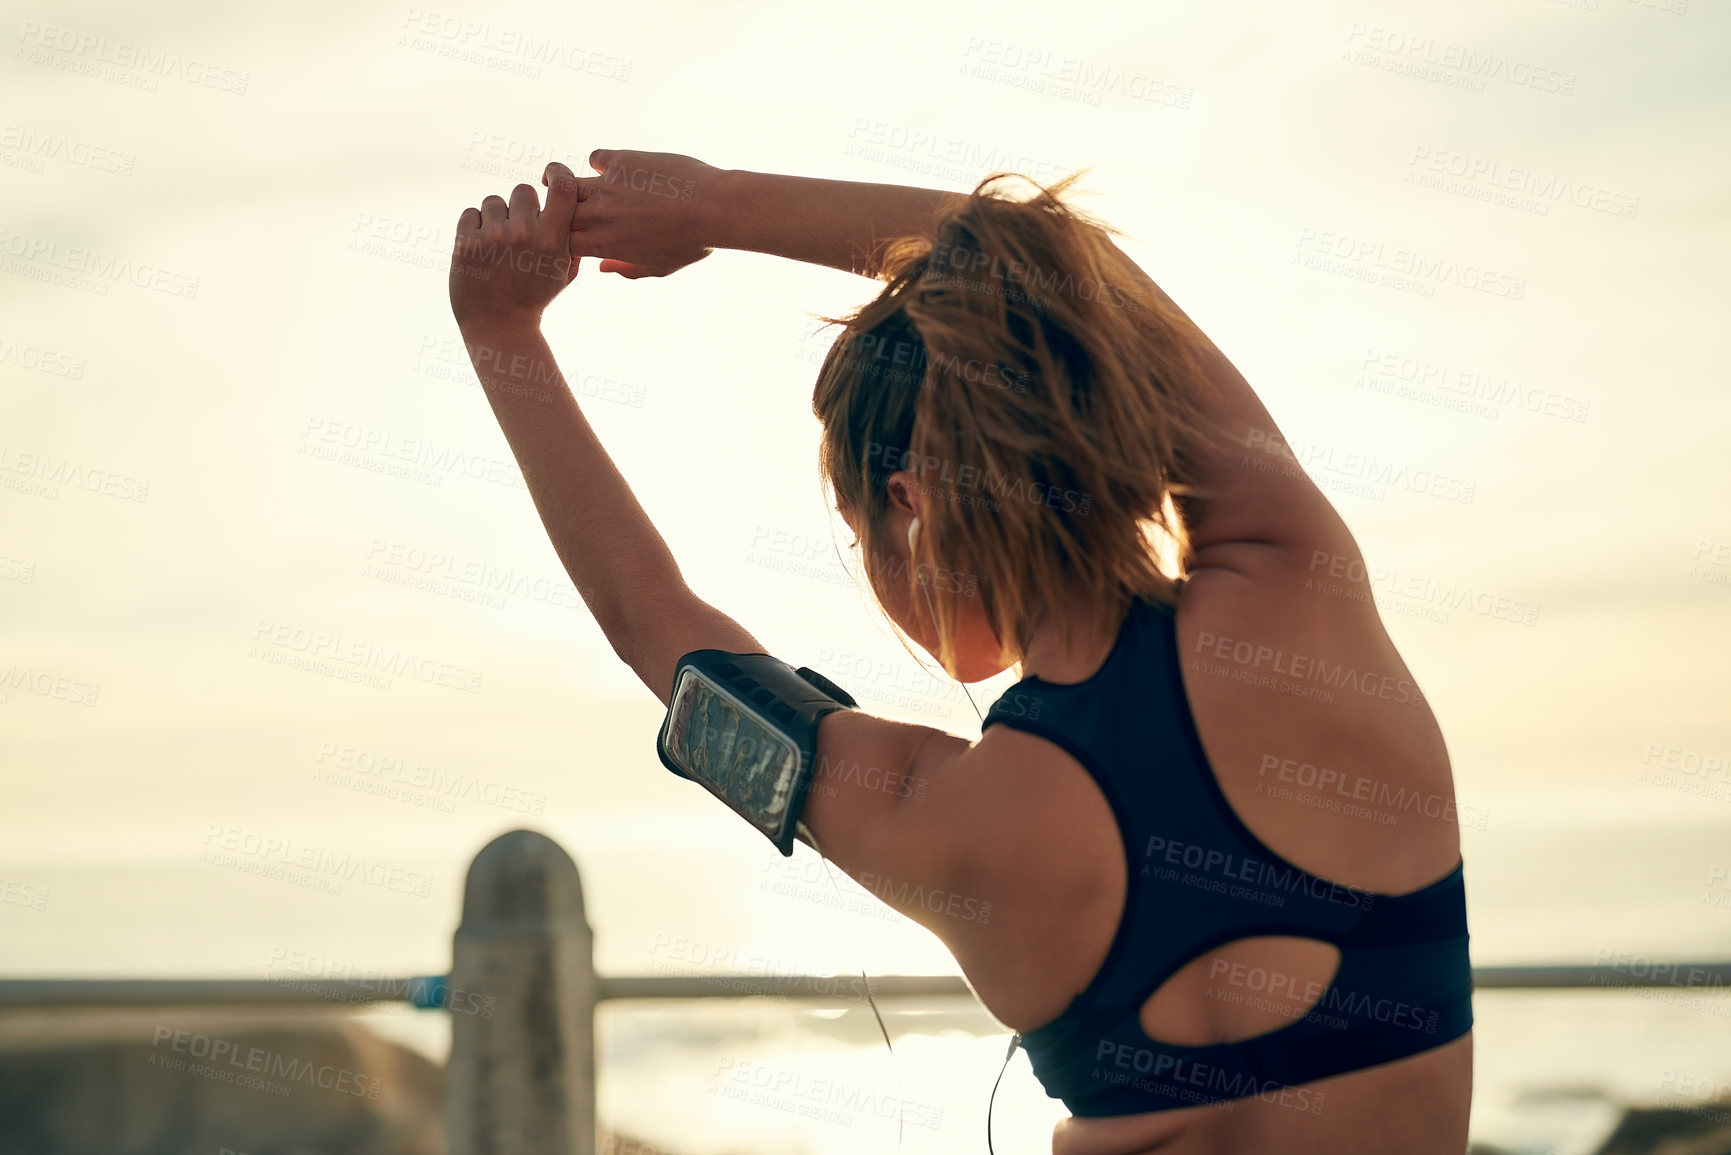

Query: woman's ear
left=885, top=470, right=922, bottom=519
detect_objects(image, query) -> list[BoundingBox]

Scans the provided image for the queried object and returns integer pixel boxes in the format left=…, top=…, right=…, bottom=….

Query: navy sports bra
left=980, top=587, right=1473, bottom=1116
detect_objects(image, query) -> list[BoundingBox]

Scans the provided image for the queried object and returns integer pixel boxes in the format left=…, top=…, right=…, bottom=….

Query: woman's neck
left=1019, top=592, right=1121, bottom=686
left=1017, top=575, right=1181, bottom=684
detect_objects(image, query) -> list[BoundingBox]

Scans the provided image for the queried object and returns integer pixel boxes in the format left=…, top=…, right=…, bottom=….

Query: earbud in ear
left=907, top=516, right=920, bottom=554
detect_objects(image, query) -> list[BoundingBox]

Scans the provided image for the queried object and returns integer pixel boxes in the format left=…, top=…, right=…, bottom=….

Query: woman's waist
left=1048, top=1028, right=1474, bottom=1155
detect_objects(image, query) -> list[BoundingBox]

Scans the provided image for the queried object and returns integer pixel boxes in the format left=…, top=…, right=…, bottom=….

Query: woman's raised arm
left=706, top=166, right=968, bottom=277
left=571, top=149, right=968, bottom=279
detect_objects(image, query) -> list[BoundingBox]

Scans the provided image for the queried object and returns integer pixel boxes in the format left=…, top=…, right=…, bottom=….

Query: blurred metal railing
left=8, top=964, right=1728, bottom=1008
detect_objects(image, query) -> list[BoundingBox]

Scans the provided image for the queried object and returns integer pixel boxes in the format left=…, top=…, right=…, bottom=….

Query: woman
left=448, top=150, right=1474, bottom=1155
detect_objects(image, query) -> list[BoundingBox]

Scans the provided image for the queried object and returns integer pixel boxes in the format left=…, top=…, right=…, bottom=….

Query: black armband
left=656, top=650, right=858, bottom=855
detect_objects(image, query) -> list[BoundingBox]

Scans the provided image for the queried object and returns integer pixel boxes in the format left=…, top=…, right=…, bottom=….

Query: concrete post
left=446, top=829, right=596, bottom=1155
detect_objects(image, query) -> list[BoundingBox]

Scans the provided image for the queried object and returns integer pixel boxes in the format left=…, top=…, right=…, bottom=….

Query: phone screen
left=665, top=668, right=800, bottom=837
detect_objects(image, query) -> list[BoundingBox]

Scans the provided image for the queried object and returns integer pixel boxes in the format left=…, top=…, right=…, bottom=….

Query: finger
left=567, top=226, right=612, bottom=260
left=589, top=148, right=615, bottom=173
left=541, top=162, right=580, bottom=240
left=556, top=158, right=607, bottom=203
left=597, top=259, right=653, bottom=279
left=508, top=182, right=540, bottom=226
left=480, top=194, right=508, bottom=228
left=452, top=206, right=483, bottom=258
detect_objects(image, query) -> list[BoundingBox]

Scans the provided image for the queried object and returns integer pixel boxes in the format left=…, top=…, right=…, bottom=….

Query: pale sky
left=2, top=0, right=1729, bottom=992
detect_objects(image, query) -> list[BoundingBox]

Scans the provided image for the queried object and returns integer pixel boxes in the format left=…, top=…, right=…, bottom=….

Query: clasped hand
left=448, top=150, right=722, bottom=330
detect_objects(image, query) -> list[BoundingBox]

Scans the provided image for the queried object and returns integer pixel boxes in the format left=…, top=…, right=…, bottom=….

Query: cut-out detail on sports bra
left=982, top=594, right=1472, bottom=1117
left=1135, top=933, right=1341, bottom=1047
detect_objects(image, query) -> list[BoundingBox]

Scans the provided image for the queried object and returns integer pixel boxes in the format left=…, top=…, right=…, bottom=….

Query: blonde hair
left=811, top=171, right=1234, bottom=678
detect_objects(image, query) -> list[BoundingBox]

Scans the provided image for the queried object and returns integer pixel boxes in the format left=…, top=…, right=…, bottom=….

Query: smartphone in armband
left=656, top=650, right=857, bottom=856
